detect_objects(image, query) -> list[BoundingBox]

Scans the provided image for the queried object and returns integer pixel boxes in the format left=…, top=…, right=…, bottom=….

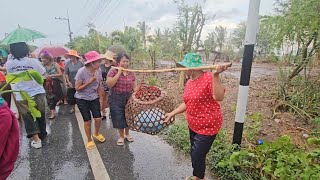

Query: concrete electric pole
left=55, top=10, right=73, bottom=43
left=232, top=0, right=261, bottom=145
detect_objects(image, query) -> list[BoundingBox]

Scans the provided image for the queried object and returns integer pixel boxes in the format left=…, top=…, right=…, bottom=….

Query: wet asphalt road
left=8, top=104, right=193, bottom=180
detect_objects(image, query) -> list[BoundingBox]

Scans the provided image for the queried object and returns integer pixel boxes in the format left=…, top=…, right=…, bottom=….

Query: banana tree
left=0, top=70, right=44, bottom=120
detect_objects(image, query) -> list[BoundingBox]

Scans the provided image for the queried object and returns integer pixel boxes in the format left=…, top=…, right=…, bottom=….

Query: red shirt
left=107, top=68, right=136, bottom=94
left=0, top=72, right=5, bottom=82
left=57, top=61, right=65, bottom=74
left=183, top=72, right=223, bottom=136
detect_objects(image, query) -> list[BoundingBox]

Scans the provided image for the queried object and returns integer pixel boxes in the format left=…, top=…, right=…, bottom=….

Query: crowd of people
left=0, top=42, right=228, bottom=180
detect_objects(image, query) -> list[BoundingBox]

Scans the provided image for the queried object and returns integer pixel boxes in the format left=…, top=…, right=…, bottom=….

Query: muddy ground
left=137, top=62, right=319, bottom=147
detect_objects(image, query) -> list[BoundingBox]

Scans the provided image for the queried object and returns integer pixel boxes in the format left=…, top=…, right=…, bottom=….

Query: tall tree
left=137, top=21, right=149, bottom=49
left=204, top=32, right=217, bottom=52
left=174, top=0, right=208, bottom=54
left=231, top=22, right=246, bottom=50
left=265, top=0, right=320, bottom=80
left=110, top=27, right=143, bottom=54
left=215, top=26, right=227, bottom=52
left=67, top=24, right=111, bottom=54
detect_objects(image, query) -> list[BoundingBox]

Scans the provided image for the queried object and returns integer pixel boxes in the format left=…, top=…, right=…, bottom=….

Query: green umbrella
left=1, top=26, right=46, bottom=45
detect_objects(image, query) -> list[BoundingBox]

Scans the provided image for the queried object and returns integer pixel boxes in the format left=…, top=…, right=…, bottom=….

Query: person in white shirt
left=6, top=42, right=47, bottom=149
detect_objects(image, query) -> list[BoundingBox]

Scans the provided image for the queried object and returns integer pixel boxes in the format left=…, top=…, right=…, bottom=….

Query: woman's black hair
left=56, top=57, right=62, bottom=62
left=10, top=42, right=30, bottom=59
left=116, top=53, right=130, bottom=63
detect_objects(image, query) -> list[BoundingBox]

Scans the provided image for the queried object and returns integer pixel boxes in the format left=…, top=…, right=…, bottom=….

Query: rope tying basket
left=125, top=85, right=175, bottom=135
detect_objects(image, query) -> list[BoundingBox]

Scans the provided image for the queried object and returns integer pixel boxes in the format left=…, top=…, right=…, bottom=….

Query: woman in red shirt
left=165, top=53, right=229, bottom=180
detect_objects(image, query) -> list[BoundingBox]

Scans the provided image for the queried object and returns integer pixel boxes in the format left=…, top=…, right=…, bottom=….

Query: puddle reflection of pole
left=232, top=0, right=261, bottom=145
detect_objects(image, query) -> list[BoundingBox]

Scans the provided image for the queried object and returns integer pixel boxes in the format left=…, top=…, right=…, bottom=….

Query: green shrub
left=147, top=76, right=161, bottom=87
left=162, top=121, right=320, bottom=180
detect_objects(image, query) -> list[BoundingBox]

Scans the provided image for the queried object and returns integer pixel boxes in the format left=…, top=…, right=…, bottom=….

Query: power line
left=99, top=0, right=121, bottom=29
left=92, top=0, right=113, bottom=24
left=75, top=0, right=111, bottom=35
left=75, top=0, right=104, bottom=34
left=55, top=10, right=73, bottom=43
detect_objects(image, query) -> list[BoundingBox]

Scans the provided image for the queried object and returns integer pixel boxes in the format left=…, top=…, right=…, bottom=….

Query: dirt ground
left=137, top=62, right=319, bottom=147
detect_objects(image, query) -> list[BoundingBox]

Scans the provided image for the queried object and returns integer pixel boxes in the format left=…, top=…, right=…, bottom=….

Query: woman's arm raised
left=106, top=67, right=122, bottom=88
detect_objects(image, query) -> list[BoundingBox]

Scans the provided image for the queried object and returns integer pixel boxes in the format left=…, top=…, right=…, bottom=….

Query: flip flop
left=125, top=135, right=134, bottom=142
left=186, top=176, right=198, bottom=180
left=70, top=108, right=75, bottom=114
left=93, top=134, right=105, bottom=143
left=87, top=141, right=95, bottom=150
left=49, top=115, right=56, bottom=119
left=56, top=101, right=62, bottom=106
left=117, top=138, right=124, bottom=146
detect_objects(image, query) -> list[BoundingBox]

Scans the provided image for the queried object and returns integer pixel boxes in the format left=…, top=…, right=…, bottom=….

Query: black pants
left=16, top=94, right=47, bottom=138
left=189, top=129, right=216, bottom=179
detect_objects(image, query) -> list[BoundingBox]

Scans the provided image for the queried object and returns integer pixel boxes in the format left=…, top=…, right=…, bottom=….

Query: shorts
left=76, top=98, right=101, bottom=121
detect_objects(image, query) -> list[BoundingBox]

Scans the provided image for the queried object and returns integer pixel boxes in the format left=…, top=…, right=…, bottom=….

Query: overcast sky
left=0, top=0, right=276, bottom=46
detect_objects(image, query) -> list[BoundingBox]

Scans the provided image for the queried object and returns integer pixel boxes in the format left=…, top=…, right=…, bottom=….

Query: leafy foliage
left=5, top=69, right=44, bottom=85
left=264, top=0, right=320, bottom=79
left=162, top=121, right=320, bottom=180
left=146, top=76, right=161, bottom=87
left=244, top=112, right=263, bottom=143
left=0, top=70, right=43, bottom=120
left=277, top=67, right=320, bottom=122
left=67, top=24, right=112, bottom=54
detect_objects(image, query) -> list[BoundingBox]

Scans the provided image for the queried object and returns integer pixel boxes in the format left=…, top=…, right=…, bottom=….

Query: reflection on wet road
left=8, top=103, right=193, bottom=180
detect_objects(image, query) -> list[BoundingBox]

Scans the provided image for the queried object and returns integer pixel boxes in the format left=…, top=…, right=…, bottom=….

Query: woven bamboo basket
left=125, top=85, right=175, bottom=135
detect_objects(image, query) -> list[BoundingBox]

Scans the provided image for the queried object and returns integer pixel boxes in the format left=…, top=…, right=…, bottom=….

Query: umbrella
left=0, top=48, right=8, bottom=58
left=1, top=26, right=46, bottom=45
left=32, top=45, right=71, bottom=58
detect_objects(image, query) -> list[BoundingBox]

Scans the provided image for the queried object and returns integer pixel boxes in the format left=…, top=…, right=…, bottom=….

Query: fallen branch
left=113, top=63, right=232, bottom=73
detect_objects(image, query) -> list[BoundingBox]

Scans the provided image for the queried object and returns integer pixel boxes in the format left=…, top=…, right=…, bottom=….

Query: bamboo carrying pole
left=114, top=63, right=232, bottom=73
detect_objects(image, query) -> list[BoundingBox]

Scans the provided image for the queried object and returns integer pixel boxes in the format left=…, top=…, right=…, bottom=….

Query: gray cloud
left=0, top=0, right=276, bottom=46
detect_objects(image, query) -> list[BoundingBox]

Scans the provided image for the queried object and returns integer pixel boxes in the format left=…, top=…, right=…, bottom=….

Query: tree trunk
left=195, top=13, right=205, bottom=51
left=288, top=35, right=316, bottom=80
left=288, top=47, right=308, bottom=80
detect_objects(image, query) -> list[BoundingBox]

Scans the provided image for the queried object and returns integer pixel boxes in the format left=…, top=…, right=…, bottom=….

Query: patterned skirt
left=109, top=90, right=132, bottom=129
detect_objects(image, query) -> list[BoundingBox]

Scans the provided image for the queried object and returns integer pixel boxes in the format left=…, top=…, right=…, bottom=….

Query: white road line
left=74, top=105, right=110, bottom=180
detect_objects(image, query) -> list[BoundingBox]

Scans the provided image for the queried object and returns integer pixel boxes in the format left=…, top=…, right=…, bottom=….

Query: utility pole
left=55, top=10, right=73, bottom=43
left=232, top=0, right=261, bottom=145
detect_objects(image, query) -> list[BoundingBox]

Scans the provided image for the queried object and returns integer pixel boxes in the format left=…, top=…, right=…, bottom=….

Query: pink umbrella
left=32, top=45, right=71, bottom=58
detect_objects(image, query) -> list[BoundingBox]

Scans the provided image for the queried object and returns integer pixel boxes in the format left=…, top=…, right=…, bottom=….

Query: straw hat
left=84, top=51, right=104, bottom=65
left=65, top=50, right=81, bottom=58
left=101, top=50, right=116, bottom=62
